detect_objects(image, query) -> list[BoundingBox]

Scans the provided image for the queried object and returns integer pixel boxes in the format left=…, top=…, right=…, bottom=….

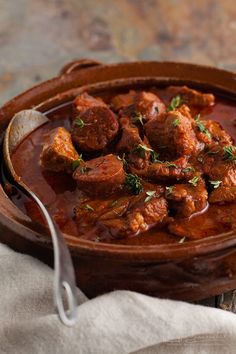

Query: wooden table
left=0, top=0, right=235, bottom=311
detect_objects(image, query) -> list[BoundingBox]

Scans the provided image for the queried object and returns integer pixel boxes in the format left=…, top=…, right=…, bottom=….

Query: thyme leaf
left=165, top=186, right=174, bottom=196
left=125, top=173, right=143, bottom=195
left=188, top=176, right=199, bottom=187
left=131, top=112, right=145, bottom=125
left=223, top=146, right=236, bottom=162
left=167, top=95, right=184, bottom=111
left=132, top=144, right=153, bottom=158
left=72, top=155, right=83, bottom=171
left=145, top=191, right=156, bottom=203
left=173, top=118, right=180, bottom=127
left=209, top=180, right=222, bottom=189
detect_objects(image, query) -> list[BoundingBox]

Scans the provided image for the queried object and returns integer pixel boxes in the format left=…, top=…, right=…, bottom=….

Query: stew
left=9, top=85, right=236, bottom=245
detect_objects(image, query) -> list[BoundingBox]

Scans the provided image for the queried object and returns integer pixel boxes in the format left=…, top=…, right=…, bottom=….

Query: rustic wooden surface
left=0, top=0, right=236, bottom=310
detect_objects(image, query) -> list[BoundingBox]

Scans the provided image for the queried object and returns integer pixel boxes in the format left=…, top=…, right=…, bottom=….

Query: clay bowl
left=0, top=60, right=236, bottom=301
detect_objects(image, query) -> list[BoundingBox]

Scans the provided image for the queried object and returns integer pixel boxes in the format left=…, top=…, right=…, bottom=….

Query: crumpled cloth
left=0, top=243, right=236, bottom=354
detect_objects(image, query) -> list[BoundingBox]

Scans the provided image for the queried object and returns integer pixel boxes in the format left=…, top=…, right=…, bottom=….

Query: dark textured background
left=0, top=0, right=235, bottom=105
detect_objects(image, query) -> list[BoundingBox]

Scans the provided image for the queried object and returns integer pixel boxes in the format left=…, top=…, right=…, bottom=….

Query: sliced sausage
left=71, top=106, right=119, bottom=151
left=73, top=154, right=125, bottom=197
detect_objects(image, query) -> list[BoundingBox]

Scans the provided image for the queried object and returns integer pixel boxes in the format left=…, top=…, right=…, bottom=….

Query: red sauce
left=10, top=88, right=236, bottom=245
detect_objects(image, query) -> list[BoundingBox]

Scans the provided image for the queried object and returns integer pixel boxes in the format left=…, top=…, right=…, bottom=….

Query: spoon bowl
left=3, top=109, right=78, bottom=326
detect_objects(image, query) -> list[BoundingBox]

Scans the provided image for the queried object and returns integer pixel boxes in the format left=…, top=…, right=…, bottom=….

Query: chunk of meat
left=203, top=148, right=236, bottom=187
left=112, top=90, right=166, bottom=121
left=166, top=177, right=208, bottom=217
left=195, top=119, right=233, bottom=148
left=168, top=204, right=234, bottom=240
left=209, top=186, right=236, bottom=203
left=99, top=193, right=167, bottom=238
left=145, top=111, right=200, bottom=157
left=134, top=91, right=166, bottom=121
left=73, top=154, right=125, bottom=197
left=71, top=106, right=119, bottom=151
left=146, top=157, right=194, bottom=182
left=40, top=127, right=79, bottom=173
left=127, top=137, right=153, bottom=172
left=111, top=90, right=137, bottom=111
left=116, top=117, right=142, bottom=152
left=168, top=85, right=215, bottom=107
left=74, top=92, right=106, bottom=116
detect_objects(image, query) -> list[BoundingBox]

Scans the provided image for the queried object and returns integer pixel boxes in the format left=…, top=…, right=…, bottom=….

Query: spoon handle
left=27, top=191, right=78, bottom=326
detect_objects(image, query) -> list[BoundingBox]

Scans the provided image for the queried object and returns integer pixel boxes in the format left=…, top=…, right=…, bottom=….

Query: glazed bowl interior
left=1, top=61, right=236, bottom=261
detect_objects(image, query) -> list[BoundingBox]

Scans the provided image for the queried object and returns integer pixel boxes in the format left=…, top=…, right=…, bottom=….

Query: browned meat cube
left=116, top=117, right=142, bottom=152
left=166, top=176, right=208, bottom=217
left=134, top=91, right=166, bottom=121
left=74, top=92, right=106, bottom=116
left=146, top=157, right=195, bottom=182
left=112, top=90, right=166, bottom=121
left=203, top=147, right=236, bottom=187
left=99, top=192, right=167, bottom=238
left=40, top=127, right=79, bottom=173
left=209, top=186, right=236, bottom=203
left=168, top=85, right=215, bottom=108
left=73, top=154, right=125, bottom=197
left=111, top=90, right=137, bottom=111
left=71, top=106, right=119, bottom=151
left=195, top=119, right=233, bottom=148
left=145, top=110, right=201, bottom=158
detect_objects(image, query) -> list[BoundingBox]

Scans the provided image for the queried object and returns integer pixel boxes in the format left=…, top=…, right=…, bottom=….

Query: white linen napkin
left=0, top=243, right=236, bottom=354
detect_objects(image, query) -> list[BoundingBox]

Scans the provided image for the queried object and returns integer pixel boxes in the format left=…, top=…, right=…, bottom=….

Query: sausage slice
left=71, top=106, right=119, bottom=151
left=73, top=154, right=125, bottom=197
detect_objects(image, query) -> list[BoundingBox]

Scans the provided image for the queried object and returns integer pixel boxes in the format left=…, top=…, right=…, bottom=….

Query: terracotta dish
left=0, top=60, right=236, bottom=301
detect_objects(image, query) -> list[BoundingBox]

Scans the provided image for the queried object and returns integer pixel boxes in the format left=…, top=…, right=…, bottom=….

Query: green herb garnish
left=74, top=116, right=87, bottom=128
left=145, top=191, right=156, bottom=203
left=132, top=144, right=153, bottom=158
left=165, top=186, right=174, bottom=196
left=188, top=176, right=200, bottom=187
left=117, top=153, right=128, bottom=167
left=150, top=150, right=160, bottom=163
left=80, top=166, right=92, bottom=174
left=209, top=180, right=222, bottom=189
left=81, top=204, right=94, bottom=212
left=195, top=114, right=212, bottom=139
left=173, top=118, right=180, bottom=127
left=109, top=200, right=118, bottom=208
left=131, top=112, right=145, bottom=125
left=167, top=95, right=184, bottom=111
left=125, top=173, right=143, bottom=195
left=223, top=146, right=236, bottom=162
left=183, top=167, right=195, bottom=173
left=165, top=162, right=178, bottom=168
left=72, top=155, right=83, bottom=171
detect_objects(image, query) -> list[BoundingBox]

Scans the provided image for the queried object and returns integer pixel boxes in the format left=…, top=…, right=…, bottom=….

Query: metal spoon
left=3, top=109, right=78, bottom=326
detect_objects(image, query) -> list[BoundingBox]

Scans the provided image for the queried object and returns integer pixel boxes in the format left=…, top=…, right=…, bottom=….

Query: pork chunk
left=146, top=157, right=194, bottom=182
left=112, top=90, right=166, bottom=121
left=40, top=127, right=79, bottom=173
left=99, top=193, right=167, bottom=238
left=166, top=176, right=208, bottom=217
left=74, top=92, right=106, bottom=116
left=145, top=110, right=200, bottom=158
left=168, top=86, right=215, bottom=108
left=116, top=117, right=142, bottom=152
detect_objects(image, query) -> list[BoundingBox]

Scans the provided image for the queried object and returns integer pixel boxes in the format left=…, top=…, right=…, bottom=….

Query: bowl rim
left=1, top=60, right=236, bottom=261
